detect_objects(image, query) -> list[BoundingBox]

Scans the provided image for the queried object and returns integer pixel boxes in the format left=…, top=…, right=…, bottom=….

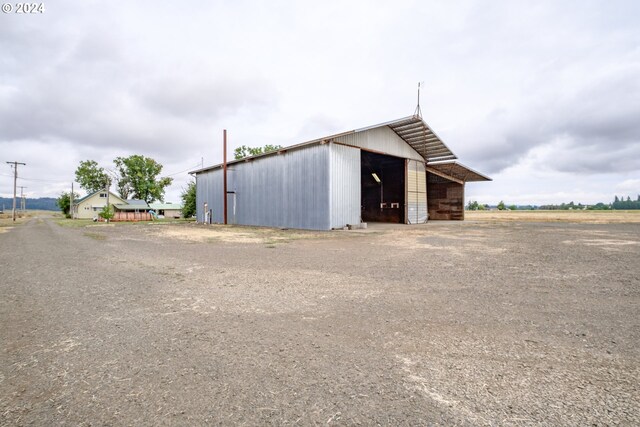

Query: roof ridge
left=190, top=116, right=460, bottom=174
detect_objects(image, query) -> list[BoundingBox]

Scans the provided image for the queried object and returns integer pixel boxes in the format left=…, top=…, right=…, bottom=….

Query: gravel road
left=1, top=217, right=639, bottom=425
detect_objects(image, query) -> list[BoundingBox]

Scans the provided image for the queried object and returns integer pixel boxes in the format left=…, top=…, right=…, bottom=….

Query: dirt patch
left=146, top=223, right=329, bottom=245
left=83, top=231, right=107, bottom=240
left=1, top=219, right=639, bottom=425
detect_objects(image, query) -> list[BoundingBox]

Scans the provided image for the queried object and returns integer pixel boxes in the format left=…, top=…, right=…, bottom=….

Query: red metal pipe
left=223, top=129, right=228, bottom=225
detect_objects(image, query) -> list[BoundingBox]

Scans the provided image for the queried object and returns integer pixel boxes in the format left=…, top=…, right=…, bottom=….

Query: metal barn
left=191, top=116, right=490, bottom=230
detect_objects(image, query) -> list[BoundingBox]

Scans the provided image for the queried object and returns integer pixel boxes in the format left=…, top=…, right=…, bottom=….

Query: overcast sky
left=1, top=0, right=638, bottom=205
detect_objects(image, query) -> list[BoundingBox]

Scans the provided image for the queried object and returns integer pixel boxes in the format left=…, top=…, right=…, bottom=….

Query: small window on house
left=99, top=193, right=107, bottom=198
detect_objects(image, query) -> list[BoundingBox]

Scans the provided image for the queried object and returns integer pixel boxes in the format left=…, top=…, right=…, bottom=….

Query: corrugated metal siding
left=196, top=169, right=224, bottom=223
left=196, top=144, right=331, bottom=230
left=406, top=159, right=428, bottom=223
left=335, top=126, right=424, bottom=162
left=329, top=143, right=361, bottom=228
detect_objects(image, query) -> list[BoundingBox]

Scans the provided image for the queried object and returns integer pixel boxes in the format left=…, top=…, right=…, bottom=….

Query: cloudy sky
left=1, top=0, right=638, bottom=205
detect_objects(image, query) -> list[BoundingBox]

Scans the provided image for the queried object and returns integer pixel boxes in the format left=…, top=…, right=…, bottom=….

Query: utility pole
left=18, top=186, right=27, bottom=212
left=6, top=161, right=26, bottom=222
left=70, top=182, right=74, bottom=219
left=105, top=179, right=110, bottom=223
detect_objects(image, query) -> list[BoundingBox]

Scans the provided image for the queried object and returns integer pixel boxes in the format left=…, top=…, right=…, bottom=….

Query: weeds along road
left=1, top=216, right=639, bottom=425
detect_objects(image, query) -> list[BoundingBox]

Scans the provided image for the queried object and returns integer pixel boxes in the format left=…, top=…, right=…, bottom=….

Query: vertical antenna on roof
left=413, top=82, right=423, bottom=119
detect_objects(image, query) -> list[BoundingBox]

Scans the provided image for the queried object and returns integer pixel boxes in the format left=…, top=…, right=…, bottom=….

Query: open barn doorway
left=427, top=172, right=465, bottom=220
left=360, top=151, right=405, bottom=223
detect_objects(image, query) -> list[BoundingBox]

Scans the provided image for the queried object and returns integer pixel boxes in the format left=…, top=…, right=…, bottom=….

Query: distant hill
left=0, top=197, right=58, bottom=212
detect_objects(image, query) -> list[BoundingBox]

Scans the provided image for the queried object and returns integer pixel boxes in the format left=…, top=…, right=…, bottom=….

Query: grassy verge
left=465, top=210, right=640, bottom=223
left=55, top=219, right=96, bottom=228
left=55, top=217, right=195, bottom=228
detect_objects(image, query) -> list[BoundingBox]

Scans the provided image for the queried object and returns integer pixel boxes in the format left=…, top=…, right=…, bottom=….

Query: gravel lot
left=1, top=217, right=639, bottom=425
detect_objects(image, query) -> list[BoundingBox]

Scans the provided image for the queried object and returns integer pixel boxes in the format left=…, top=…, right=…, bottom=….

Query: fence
left=112, top=212, right=153, bottom=222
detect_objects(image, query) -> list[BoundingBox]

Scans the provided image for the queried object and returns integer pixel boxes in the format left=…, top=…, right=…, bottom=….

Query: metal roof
left=113, top=203, right=150, bottom=211
left=191, top=115, right=458, bottom=174
left=356, top=115, right=457, bottom=162
left=149, top=202, right=182, bottom=210
left=73, top=190, right=123, bottom=205
left=426, top=161, right=492, bottom=182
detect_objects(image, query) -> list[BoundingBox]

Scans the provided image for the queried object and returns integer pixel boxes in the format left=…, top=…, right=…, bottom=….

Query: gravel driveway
left=1, top=217, right=638, bottom=425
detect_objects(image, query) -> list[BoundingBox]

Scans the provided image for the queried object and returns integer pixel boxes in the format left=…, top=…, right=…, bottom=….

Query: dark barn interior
left=427, top=172, right=464, bottom=220
left=360, top=151, right=405, bottom=223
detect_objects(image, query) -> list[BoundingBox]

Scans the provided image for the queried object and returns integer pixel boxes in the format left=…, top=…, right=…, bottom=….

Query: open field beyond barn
left=466, top=209, right=640, bottom=223
left=1, top=215, right=638, bottom=425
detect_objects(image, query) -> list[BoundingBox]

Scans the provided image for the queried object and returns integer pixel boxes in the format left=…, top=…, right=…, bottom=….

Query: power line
left=16, top=176, right=68, bottom=183
left=0, top=172, right=68, bottom=184
left=165, top=162, right=205, bottom=177
left=1, top=163, right=201, bottom=182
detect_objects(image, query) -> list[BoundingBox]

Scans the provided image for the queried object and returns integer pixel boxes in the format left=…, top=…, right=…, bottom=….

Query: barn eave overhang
left=358, top=115, right=458, bottom=163
left=426, top=161, right=492, bottom=182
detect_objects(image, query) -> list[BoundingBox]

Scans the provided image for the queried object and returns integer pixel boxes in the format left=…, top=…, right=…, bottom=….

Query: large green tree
left=234, top=144, right=283, bottom=160
left=56, top=191, right=80, bottom=217
left=75, top=160, right=110, bottom=194
left=114, top=155, right=173, bottom=203
left=466, top=200, right=480, bottom=210
left=181, top=180, right=196, bottom=218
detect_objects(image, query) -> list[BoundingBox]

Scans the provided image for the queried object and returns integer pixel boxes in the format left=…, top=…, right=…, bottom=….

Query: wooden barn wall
left=427, top=174, right=465, bottom=220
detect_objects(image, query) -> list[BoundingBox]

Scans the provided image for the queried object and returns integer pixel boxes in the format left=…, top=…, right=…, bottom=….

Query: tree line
left=233, top=144, right=282, bottom=160
left=611, top=195, right=640, bottom=210
left=539, top=195, right=640, bottom=210
left=467, top=195, right=640, bottom=211
left=466, top=200, right=518, bottom=211
left=0, top=197, right=58, bottom=211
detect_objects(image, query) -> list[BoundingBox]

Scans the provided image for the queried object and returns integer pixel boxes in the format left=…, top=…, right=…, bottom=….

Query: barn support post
left=404, top=159, right=408, bottom=224
left=461, top=182, right=465, bottom=221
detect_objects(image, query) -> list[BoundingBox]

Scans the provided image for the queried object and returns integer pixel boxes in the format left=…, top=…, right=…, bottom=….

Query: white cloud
left=615, top=179, right=640, bottom=197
